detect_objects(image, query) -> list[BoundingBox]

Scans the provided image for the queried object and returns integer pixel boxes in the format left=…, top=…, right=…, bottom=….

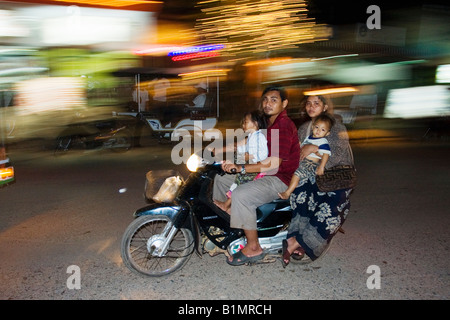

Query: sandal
left=291, top=247, right=305, bottom=261
left=227, top=250, right=266, bottom=266
left=281, top=239, right=290, bottom=268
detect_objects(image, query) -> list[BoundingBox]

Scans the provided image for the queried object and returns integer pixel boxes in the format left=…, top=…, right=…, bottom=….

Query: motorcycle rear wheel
left=121, top=215, right=194, bottom=277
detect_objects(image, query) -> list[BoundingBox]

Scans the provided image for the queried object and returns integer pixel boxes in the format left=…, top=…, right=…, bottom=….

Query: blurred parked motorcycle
left=54, top=116, right=134, bottom=155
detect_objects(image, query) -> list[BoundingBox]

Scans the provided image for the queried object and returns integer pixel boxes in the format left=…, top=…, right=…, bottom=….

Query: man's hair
left=313, top=113, right=335, bottom=131
left=262, top=86, right=288, bottom=101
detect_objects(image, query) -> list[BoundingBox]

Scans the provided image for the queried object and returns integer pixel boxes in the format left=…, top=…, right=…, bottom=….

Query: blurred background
left=0, top=0, right=449, bottom=145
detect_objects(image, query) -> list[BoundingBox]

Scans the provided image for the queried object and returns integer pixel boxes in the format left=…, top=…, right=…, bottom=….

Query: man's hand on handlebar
left=221, top=162, right=241, bottom=174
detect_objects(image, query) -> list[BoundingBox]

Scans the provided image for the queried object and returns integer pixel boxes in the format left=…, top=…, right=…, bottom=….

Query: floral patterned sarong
left=287, top=177, right=352, bottom=260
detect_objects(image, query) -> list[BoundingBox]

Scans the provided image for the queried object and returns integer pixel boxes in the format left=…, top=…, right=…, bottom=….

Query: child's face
left=312, top=120, right=330, bottom=138
left=242, top=115, right=257, bottom=132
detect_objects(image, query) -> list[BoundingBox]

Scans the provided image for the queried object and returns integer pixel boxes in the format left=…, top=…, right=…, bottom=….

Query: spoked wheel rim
left=121, top=215, right=193, bottom=277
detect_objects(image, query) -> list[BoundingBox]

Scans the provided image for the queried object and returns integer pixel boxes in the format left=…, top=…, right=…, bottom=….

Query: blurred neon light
left=171, top=51, right=219, bottom=61
left=168, top=44, right=224, bottom=57
left=304, top=87, right=358, bottom=96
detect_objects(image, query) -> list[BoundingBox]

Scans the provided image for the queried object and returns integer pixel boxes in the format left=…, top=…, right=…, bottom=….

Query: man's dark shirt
left=266, top=110, right=300, bottom=186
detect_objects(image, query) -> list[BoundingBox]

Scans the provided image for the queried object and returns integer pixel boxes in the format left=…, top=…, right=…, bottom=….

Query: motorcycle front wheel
left=121, top=215, right=194, bottom=277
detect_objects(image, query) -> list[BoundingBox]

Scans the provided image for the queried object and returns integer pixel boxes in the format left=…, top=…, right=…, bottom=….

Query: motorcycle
left=54, top=116, right=134, bottom=155
left=121, top=151, right=334, bottom=277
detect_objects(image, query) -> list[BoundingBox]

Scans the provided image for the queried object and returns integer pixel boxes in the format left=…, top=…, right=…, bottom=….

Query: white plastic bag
left=152, top=176, right=182, bottom=203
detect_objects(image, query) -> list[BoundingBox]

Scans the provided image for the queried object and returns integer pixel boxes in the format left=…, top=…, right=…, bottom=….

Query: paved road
left=0, top=138, right=449, bottom=301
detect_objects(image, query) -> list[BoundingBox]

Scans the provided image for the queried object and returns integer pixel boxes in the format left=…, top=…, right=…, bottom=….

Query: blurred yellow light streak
left=244, top=57, right=294, bottom=66
left=304, top=87, right=358, bottom=96
left=16, top=0, right=162, bottom=8
left=179, top=69, right=230, bottom=77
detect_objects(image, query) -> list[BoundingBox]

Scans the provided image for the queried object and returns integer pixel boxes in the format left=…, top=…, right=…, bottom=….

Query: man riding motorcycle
left=212, top=86, right=300, bottom=266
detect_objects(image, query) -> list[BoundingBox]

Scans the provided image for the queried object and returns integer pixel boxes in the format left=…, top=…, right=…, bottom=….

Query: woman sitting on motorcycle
left=281, top=95, right=355, bottom=267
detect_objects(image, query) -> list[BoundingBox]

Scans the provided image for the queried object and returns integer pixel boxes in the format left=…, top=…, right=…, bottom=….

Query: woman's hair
left=242, top=110, right=268, bottom=130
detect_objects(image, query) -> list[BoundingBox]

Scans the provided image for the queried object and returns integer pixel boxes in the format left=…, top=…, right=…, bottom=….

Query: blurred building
left=0, top=0, right=163, bottom=94
left=0, top=0, right=165, bottom=140
left=1, top=0, right=449, bottom=130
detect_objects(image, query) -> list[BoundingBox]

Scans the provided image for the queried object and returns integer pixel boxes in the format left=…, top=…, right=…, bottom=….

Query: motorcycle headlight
left=186, top=153, right=205, bottom=172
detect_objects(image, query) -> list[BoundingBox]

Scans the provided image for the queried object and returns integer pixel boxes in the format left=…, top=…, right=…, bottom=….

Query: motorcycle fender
left=133, top=202, right=194, bottom=231
left=133, top=202, right=181, bottom=221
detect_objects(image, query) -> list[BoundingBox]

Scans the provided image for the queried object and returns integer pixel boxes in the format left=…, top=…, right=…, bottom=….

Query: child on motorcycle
left=278, top=113, right=334, bottom=200
left=214, top=110, right=268, bottom=213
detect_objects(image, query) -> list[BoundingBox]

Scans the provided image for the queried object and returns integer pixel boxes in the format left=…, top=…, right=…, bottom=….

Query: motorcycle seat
left=256, top=198, right=291, bottom=221
left=257, top=198, right=290, bottom=211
